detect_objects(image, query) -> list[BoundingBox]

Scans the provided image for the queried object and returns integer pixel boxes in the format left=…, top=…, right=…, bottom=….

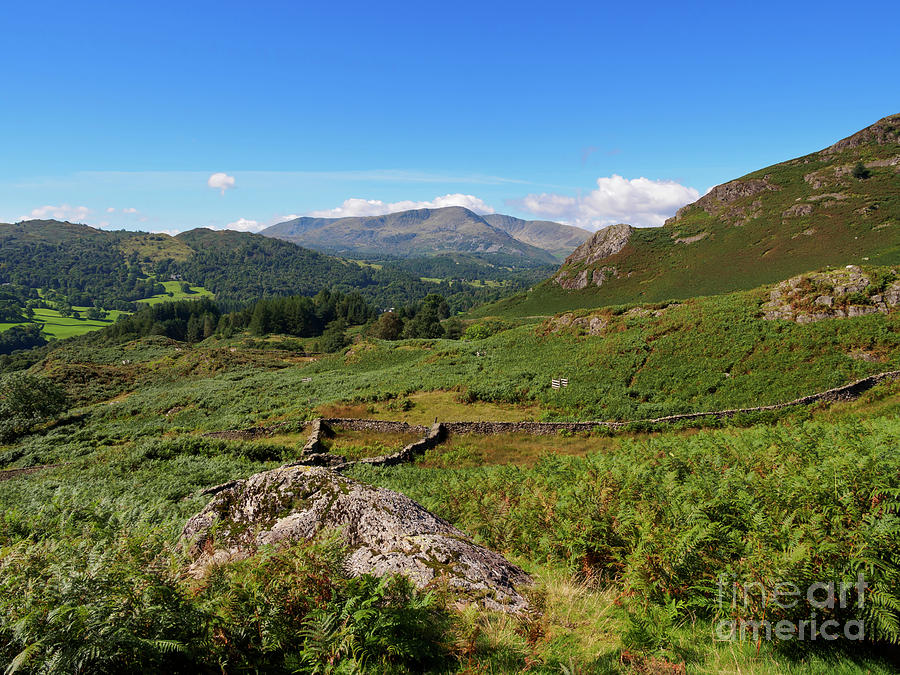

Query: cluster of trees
left=97, top=291, right=380, bottom=350
left=370, top=294, right=461, bottom=340
left=0, top=372, right=68, bottom=440
left=160, top=231, right=381, bottom=304
left=0, top=285, right=37, bottom=322
left=0, top=237, right=163, bottom=309
left=0, top=324, right=47, bottom=356
left=224, top=290, right=376, bottom=338
left=102, top=298, right=222, bottom=343
left=90, top=290, right=467, bottom=353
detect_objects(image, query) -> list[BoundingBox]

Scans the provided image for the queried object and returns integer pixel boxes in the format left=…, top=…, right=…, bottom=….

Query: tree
left=402, top=307, right=445, bottom=339
left=0, top=373, right=69, bottom=440
left=319, top=320, right=349, bottom=353
left=372, top=312, right=404, bottom=340
left=851, top=161, right=871, bottom=179
left=422, top=294, right=450, bottom=320
left=0, top=324, right=47, bottom=355
left=186, top=314, right=202, bottom=343
left=85, top=307, right=108, bottom=321
left=248, top=301, right=271, bottom=336
left=464, top=323, right=492, bottom=341
left=442, top=318, right=464, bottom=340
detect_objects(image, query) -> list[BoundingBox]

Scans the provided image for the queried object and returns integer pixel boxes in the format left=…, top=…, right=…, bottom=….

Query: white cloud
left=123, top=207, right=138, bottom=214
left=222, top=218, right=263, bottom=232
left=207, top=172, right=236, bottom=194
left=106, top=207, right=115, bottom=213
left=308, top=193, right=495, bottom=218
left=513, top=175, right=699, bottom=230
left=27, top=204, right=91, bottom=222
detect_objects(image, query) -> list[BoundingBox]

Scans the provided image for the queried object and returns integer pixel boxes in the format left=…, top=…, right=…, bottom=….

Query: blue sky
left=1, top=0, right=897, bottom=233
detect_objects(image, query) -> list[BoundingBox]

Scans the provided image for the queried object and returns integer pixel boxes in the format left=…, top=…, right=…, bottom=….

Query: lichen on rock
left=761, top=265, right=900, bottom=323
left=181, top=465, right=532, bottom=613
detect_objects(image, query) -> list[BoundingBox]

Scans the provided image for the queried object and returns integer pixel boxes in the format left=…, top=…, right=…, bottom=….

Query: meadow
left=0, top=307, right=128, bottom=339
left=135, top=280, right=214, bottom=306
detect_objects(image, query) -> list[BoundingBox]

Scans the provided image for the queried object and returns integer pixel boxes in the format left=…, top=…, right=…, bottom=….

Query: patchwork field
left=135, top=280, right=213, bottom=305
left=0, top=306, right=128, bottom=339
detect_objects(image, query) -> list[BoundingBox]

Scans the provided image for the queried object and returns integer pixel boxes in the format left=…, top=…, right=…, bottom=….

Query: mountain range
left=261, top=207, right=591, bottom=263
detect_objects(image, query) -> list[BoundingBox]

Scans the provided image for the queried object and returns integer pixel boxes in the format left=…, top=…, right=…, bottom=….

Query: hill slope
left=480, top=214, right=591, bottom=258
left=262, top=206, right=565, bottom=263
left=0, top=221, right=547, bottom=333
left=490, top=113, right=900, bottom=317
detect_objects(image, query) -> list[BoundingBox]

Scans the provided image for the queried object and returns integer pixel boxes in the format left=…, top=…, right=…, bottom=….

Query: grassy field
left=0, top=279, right=210, bottom=340
left=136, top=280, right=213, bottom=305
left=0, top=306, right=128, bottom=339
left=318, top=390, right=543, bottom=424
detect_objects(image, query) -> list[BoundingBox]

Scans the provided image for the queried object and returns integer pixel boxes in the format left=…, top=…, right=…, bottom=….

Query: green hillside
left=9, top=266, right=895, bottom=424
left=2, top=268, right=899, bottom=672
left=484, top=113, right=900, bottom=318
left=0, top=222, right=541, bottom=345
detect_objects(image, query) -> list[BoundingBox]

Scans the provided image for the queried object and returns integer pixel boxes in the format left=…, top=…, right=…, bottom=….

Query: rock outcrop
left=181, top=466, right=532, bottom=613
left=666, top=178, right=778, bottom=227
left=761, top=265, right=900, bottom=323
left=821, top=113, right=900, bottom=155
left=553, top=224, right=632, bottom=289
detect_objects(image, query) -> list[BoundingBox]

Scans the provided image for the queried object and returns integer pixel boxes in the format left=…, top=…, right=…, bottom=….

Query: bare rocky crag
left=181, top=465, right=532, bottom=613
left=665, top=177, right=779, bottom=228
left=762, top=265, right=900, bottom=323
left=553, top=223, right=632, bottom=289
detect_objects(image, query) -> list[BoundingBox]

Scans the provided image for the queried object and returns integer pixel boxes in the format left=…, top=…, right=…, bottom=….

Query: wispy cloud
left=12, top=169, right=532, bottom=190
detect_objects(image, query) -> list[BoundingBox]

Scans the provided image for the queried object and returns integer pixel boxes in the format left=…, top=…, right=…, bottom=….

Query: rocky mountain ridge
left=262, top=206, right=589, bottom=263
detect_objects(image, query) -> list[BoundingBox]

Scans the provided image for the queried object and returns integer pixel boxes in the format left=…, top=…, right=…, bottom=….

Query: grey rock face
left=566, top=224, right=633, bottom=266
left=761, top=266, right=899, bottom=323
left=181, top=466, right=532, bottom=613
left=821, top=113, right=900, bottom=154
left=783, top=203, right=814, bottom=218
left=552, top=224, right=632, bottom=289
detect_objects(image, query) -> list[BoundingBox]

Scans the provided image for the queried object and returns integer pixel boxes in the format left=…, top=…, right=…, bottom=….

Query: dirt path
left=0, top=463, right=64, bottom=482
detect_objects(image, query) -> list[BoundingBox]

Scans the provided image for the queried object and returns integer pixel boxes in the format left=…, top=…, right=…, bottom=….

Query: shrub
left=0, top=373, right=69, bottom=441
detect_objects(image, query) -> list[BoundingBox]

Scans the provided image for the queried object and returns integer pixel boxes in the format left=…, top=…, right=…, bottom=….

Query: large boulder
left=181, top=465, right=532, bottom=613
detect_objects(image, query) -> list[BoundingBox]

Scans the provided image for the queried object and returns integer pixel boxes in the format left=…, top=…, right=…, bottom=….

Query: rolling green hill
left=484, top=113, right=900, bottom=317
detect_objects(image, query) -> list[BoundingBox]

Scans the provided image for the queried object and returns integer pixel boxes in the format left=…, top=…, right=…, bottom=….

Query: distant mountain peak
left=261, top=206, right=589, bottom=262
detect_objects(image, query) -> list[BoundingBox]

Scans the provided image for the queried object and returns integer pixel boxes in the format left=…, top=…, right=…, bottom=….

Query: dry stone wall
left=204, top=371, right=899, bottom=464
